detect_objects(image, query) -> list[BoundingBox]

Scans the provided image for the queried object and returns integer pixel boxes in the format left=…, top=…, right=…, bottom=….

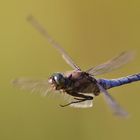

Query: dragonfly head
left=48, top=73, right=66, bottom=90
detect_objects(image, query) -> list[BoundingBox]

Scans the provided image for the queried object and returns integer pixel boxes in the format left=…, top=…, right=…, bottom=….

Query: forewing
left=97, top=83, right=128, bottom=117
left=27, top=16, right=81, bottom=71
left=87, top=51, right=134, bottom=75
left=12, top=78, right=51, bottom=96
left=12, top=77, right=93, bottom=108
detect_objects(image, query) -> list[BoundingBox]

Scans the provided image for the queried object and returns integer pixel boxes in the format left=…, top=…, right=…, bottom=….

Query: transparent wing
left=87, top=51, right=134, bottom=76
left=27, top=15, right=81, bottom=71
left=70, top=99, right=93, bottom=108
left=62, top=93, right=93, bottom=108
left=97, top=83, right=128, bottom=117
left=12, top=78, right=51, bottom=96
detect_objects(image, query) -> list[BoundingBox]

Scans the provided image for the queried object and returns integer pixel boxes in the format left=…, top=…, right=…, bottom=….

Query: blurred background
left=0, top=0, right=140, bottom=140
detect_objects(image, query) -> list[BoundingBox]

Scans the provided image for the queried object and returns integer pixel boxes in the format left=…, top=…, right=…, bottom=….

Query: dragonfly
left=13, top=16, right=139, bottom=117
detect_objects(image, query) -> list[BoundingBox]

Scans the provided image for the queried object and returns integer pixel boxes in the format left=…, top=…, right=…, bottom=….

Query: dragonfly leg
left=68, top=92, right=93, bottom=99
left=60, top=92, right=93, bottom=107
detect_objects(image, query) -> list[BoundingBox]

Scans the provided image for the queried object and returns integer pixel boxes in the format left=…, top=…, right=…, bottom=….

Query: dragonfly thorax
left=48, top=73, right=66, bottom=90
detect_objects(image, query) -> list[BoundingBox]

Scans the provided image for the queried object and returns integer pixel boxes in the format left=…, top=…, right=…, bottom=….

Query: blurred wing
left=70, top=99, right=93, bottom=108
left=12, top=78, right=51, bottom=96
left=87, top=51, right=134, bottom=75
left=97, top=83, right=128, bottom=117
left=27, top=15, right=81, bottom=71
left=62, top=93, right=93, bottom=108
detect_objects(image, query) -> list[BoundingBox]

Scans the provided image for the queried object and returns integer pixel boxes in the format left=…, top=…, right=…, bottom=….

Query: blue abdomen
left=98, top=73, right=140, bottom=89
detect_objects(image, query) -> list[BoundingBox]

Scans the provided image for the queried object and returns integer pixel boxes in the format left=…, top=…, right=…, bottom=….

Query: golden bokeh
left=0, top=0, right=140, bottom=140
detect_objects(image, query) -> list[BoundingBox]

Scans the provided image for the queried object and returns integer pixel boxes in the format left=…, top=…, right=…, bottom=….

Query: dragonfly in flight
left=13, top=16, right=140, bottom=117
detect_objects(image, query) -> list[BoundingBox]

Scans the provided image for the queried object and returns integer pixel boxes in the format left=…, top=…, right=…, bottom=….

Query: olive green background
left=0, top=0, right=140, bottom=140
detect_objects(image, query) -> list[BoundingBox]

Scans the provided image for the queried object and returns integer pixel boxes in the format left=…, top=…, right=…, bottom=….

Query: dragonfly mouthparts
left=48, top=78, right=53, bottom=84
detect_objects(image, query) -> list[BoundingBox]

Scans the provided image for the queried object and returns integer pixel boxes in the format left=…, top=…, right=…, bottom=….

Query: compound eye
left=54, top=76, right=58, bottom=82
left=54, top=75, right=61, bottom=85
left=54, top=74, right=65, bottom=85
